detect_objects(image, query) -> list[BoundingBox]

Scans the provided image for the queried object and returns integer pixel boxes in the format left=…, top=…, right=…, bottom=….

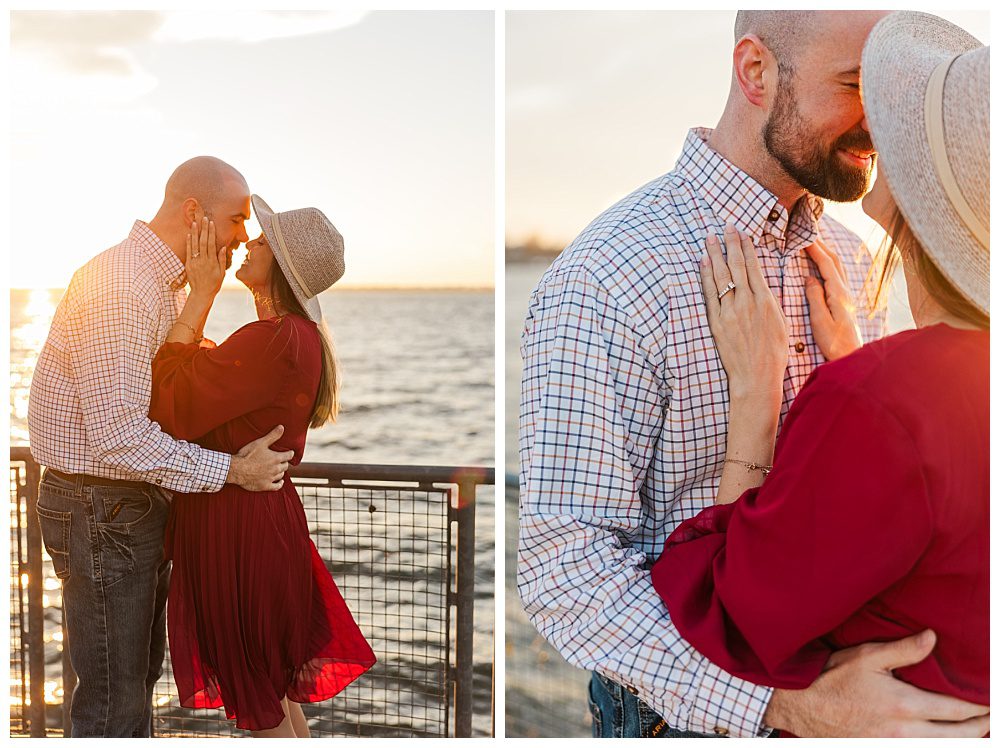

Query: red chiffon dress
left=652, top=324, right=988, bottom=722
left=149, top=313, right=376, bottom=731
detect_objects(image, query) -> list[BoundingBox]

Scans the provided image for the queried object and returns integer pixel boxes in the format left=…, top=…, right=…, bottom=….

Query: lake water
left=10, top=286, right=495, bottom=736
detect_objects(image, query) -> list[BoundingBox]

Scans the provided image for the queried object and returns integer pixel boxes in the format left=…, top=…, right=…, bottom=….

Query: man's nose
left=860, top=113, right=870, bottom=133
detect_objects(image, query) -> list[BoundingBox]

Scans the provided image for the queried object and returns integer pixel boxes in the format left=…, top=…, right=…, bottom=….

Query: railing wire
left=9, top=448, right=492, bottom=738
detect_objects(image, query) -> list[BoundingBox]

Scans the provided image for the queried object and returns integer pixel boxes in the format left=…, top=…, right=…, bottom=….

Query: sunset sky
left=9, top=10, right=494, bottom=290
left=506, top=10, right=990, bottom=253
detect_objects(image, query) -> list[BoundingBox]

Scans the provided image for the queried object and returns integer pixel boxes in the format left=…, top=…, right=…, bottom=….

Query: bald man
left=518, top=11, right=989, bottom=739
left=28, top=156, right=294, bottom=737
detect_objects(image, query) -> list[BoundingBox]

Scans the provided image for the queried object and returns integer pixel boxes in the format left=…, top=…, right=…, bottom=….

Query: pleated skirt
left=164, top=484, right=376, bottom=731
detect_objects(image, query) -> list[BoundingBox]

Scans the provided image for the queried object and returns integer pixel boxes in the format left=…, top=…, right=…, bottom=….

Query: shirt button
left=155, top=479, right=163, bottom=485
left=713, top=726, right=730, bottom=736
left=626, top=684, right=639, bottom=695
left=794, top=341, right=806, bottom=353
left=767, top=209, right=780, bottom=221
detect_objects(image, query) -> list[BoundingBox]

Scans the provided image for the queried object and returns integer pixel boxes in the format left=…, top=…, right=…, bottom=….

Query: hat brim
left=861, top=12, right=987, bottom=314
left=252, top=194, right=323, bottom=323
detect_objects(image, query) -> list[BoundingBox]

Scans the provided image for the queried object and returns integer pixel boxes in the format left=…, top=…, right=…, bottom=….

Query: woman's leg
left=285, top=698, right=311, bottom=738
left=250, top=698, right=297, bottom=738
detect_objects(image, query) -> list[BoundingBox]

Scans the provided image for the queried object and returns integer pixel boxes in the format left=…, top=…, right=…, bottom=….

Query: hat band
left=270, top=214, right=316, bottom=298
left=924, top=54, right=989, bottom=249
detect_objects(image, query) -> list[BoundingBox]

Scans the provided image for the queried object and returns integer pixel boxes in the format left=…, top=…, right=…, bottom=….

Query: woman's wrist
left=728, top=395, right=780, bottom=456
left=729, top=387, right=782, bottom=420
left=186, top=287, right=217, bottom=308
left=172, top=319, right=202, bottom=342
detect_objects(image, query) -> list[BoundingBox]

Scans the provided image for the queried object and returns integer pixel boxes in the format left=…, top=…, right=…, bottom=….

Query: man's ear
left=733, top=34, right=774, bottom=110
left=182, top=197, right=203, bottom=225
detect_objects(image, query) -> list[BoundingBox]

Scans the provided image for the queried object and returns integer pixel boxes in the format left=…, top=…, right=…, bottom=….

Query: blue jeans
left=35, top=470, right=171, bottom=737
left=587, top=672, right=722, bottom=738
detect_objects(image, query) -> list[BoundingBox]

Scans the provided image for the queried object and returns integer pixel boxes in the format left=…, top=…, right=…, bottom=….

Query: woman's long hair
left=866, top=207, right=989, bottom=331
left=265, top=263, right=341, bottom=427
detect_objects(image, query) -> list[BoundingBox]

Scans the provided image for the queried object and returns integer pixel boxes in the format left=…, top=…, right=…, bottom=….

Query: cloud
left=154, top=11, right=368, bottom=44
left=11, top=11, right=163, bottom=76
left=10, top=10, right=368, bottom=78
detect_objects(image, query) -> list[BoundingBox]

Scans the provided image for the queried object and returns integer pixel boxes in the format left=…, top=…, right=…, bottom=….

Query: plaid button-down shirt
left=28, top=220, right=230, bottom=493
left=518, top=128, right=885, bottom=737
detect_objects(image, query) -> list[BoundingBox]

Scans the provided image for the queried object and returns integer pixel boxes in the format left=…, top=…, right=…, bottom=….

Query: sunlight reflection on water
left=10, top=289, right=59, bottom=440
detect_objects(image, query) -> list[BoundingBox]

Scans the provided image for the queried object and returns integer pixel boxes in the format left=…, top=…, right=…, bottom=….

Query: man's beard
left=763, top=78, right=874, bottom=203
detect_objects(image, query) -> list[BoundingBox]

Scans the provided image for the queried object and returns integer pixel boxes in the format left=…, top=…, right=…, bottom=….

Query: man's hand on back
left=227, top=424, right=294, bottom=492
left=764, top=630, right=989, bottom=738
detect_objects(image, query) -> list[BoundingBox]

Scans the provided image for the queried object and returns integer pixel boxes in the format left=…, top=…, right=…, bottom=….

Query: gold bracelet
left=175, top=320, right=203, bottom=343
left=725, top=458, right=772, bottom=476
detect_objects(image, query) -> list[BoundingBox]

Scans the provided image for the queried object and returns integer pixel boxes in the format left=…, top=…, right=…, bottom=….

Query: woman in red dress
left=651, top=14, right=989, bottom=737
left=148, top=196, right=375, bottom=736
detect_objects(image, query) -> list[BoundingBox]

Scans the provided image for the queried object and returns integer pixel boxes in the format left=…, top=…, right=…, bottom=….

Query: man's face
left=201, top=184, right=251, bottom=269
left=761, top=12, right=886, bottom=202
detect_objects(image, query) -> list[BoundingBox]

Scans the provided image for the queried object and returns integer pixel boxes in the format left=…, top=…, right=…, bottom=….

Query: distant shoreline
left=506, top=246, right=562, bottom=264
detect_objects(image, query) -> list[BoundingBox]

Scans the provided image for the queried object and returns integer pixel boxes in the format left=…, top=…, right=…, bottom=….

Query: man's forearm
left=518, top=509, right=774, bottom=737
left=89, top=424, right=231, bottom=493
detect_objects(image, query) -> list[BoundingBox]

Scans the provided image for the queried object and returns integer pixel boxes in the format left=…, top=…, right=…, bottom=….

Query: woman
left=148, top=196, right=376, bottom=736
left=651, top=12, right=988, bottom=737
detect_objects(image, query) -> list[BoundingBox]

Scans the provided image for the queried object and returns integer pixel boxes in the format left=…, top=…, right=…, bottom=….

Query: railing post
left=23, top=459, right=46, bottom=737
left=453, top=478, right=476, bottom=738
left=62, top=617, right=75, bottom=735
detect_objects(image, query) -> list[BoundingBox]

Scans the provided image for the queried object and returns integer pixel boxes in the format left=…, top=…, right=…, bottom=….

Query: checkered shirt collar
left=129, top=220, right=186, bottom=291
left=676, top=128, right=826, bottom=251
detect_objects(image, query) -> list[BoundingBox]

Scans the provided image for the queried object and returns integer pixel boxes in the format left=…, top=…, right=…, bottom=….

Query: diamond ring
left=717, top=281, right=736, bottom=300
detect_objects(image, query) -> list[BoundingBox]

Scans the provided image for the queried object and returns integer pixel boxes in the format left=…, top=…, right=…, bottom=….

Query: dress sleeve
left=650, top=368, right=934, bottom=689
left=149, top=317, right=298, bottom=442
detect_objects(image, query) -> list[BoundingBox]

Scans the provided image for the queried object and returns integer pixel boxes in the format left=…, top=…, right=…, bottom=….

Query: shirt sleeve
left=149, top=317, right=298, bottom=442
left=517, top=267, right=774, bottom=737
left=650, top=369, right=934, bottom=690
left=66, top=289, right=230, bottom=493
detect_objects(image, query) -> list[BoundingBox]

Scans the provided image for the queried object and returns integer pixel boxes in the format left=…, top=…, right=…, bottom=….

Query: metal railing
left=10, top=447, right=493, bottom=738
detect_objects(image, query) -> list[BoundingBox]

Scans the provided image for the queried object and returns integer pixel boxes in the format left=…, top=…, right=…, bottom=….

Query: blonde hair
left=866, top=207, right=989, bottom=330
left=267, top=264, right=341, bottom=427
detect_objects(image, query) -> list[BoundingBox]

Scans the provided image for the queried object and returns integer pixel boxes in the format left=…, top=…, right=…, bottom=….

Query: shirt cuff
left=162, top=444, right=230, bottom=493
left=195, top=448, right=231, bottom=492
left=687, top=658, right=775, bottom=737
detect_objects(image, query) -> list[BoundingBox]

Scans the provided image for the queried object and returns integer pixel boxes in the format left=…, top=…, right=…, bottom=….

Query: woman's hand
left=701, top=224, right=787, bottom=505
left=185, top=217, right=227, bottom=302
left=700, top=224, right=788, bottom=408
left=804, top=239, right=863, bottom=361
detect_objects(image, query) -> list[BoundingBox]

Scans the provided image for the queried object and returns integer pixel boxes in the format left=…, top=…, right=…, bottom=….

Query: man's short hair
left=734, top=10, right=817, bottom=79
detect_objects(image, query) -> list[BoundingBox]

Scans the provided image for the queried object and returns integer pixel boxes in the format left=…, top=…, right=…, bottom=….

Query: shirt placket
left=779, top=246, right=815, bottom=423
left=758, top=216, right=810, bottom=425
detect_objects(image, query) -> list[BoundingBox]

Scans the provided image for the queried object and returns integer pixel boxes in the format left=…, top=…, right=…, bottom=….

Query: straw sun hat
left=251, top=194, right=345, bottom=323
left=861, top=11, right=989, bottom=315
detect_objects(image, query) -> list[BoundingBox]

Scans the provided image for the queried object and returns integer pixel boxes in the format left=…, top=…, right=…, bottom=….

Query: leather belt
left=45, top=468, right=151, bottom=491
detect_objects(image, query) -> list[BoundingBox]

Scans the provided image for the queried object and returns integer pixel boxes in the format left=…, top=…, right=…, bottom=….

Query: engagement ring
left=717, top=281, right=736, bottom=300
